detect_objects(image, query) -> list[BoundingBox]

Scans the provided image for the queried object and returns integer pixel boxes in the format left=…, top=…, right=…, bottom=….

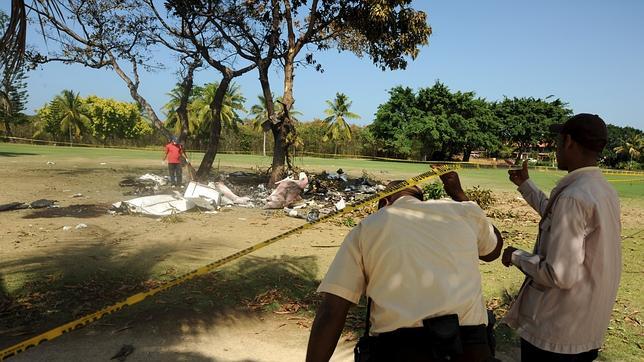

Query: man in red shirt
left=163, top=137, right=186, bottom=187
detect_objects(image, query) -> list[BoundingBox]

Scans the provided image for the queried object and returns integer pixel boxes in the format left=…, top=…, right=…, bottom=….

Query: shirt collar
left=556, top=166, right=601, bottom=188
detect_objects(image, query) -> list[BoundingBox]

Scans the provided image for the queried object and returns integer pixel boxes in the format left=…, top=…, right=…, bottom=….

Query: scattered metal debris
left=0, top=202, right=29, bottom=212
left=111, top=169, right=386, bottom=219
left=30, top=199, right=58, bottom=209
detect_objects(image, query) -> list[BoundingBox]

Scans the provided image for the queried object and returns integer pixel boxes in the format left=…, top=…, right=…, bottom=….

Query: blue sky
left=3, top=0, right=643, bottom=129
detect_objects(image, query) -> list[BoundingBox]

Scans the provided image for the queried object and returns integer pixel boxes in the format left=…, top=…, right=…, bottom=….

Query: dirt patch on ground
left=1, top=156, right=641, bottom=361
left=0, top=157, right=362, bottom=361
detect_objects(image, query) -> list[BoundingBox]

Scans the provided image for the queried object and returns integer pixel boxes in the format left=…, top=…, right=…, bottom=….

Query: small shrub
left=423, top=181, right=446, bottom=200
left=342, top=217, right=357, bottom=227
left=464, top=185, right=496, bottom=209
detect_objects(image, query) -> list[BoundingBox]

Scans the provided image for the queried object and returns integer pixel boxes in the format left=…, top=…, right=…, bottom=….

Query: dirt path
left=9, top=312, right=356, bottom=361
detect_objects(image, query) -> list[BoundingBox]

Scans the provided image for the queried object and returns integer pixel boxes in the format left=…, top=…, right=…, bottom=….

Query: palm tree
left=323, top=92, right=360, bottom=154
left=249, top=95, right=302, bottom=156
left=51, top=89, right=90, bottom=145
left=189, top=82, right=246, bottom=141
left=249, top=95, right=271, bottom=156
left=162, top=84, right=182, bottom=133
left=162, top=83, right=199, bottom=137
left=614, top=134, right=643, bottom=167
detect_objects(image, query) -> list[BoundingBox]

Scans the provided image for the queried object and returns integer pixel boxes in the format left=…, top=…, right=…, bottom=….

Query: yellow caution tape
left=606, top=178, right=644, bottom=183
left=0, top=165, right=459, bottom=360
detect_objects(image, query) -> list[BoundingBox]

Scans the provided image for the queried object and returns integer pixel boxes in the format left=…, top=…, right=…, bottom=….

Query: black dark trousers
left=168, top=163, right=182, bottom=186
left=521, top=339, right=599, bottom=362
left=362, top=325, right=494, bottom=362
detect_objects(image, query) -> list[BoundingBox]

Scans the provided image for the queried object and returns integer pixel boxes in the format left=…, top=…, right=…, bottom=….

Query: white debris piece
left=139, top=173, right=168, bottom=186
left=75, top=223, right=88, bottom=229
left=116, top=194, right=195, bottom=216
left=184, top=182, right=221, bottom=206
left=71, top=193, right=83, bottom=198
left=335, top=198, right=346, bottom=211
left=62, top=226, right=72, bottom=231
left=46, top=161, right=55, bottom=165
left=209, top=182, right=251, bottom=205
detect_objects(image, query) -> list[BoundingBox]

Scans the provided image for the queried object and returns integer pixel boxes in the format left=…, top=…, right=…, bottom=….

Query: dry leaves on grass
left=243, top=288, right=311, bottom=315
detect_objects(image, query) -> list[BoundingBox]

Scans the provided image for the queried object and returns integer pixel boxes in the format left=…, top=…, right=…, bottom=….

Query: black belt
left=377, top=324, right=489, bottom=346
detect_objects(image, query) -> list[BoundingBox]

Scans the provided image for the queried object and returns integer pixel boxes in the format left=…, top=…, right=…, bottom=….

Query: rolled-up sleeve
left=511, top=196, right=588, bottom=289
left=317, top=225, right=366, bottom=304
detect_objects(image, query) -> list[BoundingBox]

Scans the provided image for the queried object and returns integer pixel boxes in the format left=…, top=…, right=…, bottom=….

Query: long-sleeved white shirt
left=503, top=167, right=621, bottom=354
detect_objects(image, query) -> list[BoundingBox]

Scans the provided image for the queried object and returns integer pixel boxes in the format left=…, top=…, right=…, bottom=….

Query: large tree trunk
left=462, top=146, right=472, bottom=162
left=176, top=60, right=199, bottom=144
left=196, top=76, right=232, bottom=180
left=3, top=121, right=12, bottom=139
left=269, top=55, right=296, bottom=184
left=257, top=62, right=285, bottom=184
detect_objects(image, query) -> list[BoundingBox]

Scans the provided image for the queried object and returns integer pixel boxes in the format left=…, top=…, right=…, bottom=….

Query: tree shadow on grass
left=0, top=227, right=323, bottom=361
left=22, top=204, right=108, bottom=219
left=0, top=151, right=39, bottom=157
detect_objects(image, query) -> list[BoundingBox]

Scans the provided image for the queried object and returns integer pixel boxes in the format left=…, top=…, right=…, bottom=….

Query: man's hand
left=508, top=160, right=529, bottom=186
left=502, top=246, right=517, bottom=267
left=440, top=171, right=469, bottom=202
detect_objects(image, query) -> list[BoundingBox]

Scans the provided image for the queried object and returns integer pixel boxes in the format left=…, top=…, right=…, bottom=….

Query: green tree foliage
left=0, top=9, right=29, bottom=139
left=163, top=82, right=199, bottom=138
left=51, top=89, right=91, bottom=143
left=494, top=96, right=571, bottom=163
left=370, top=86, right=423, bottom=158
left=249, top=95, right=302, bottom=156
left=323, top=93, right=360, bottom=154
left=84, top=96, right=152, bottom=140
left=613, top=133, right=643, bottom=163
left=602, top=125, right=643, bottom=167
left=371, top=82, right=502, bottom=160
left=34, top=91, right=152, bottom=142
left=162, top=82, right=246, bottom=147
left=189, top=82, right=246, bottom=139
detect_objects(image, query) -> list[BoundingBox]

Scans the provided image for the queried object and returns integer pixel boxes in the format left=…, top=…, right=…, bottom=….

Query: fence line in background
left=2, top=137, right=643, bottom=176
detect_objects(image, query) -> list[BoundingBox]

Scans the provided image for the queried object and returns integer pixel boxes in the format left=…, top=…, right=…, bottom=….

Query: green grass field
left=2, top=142, right=643, bottom=199
left=2, top=142, right=643, bottom=360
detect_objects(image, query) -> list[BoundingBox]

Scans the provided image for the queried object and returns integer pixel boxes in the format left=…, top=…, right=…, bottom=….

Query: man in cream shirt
left=503, top=113, right=621, bottom=361
left=306, top=172, right=503, bottom=362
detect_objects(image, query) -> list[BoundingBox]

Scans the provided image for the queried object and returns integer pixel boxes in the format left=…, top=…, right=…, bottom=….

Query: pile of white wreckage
left=111, top=170, right=386, bottom=219
left=111, top=172, right=311, bottom=217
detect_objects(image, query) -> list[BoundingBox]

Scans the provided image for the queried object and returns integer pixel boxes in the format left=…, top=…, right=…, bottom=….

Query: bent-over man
left=306, top=172, right=503, bottom=362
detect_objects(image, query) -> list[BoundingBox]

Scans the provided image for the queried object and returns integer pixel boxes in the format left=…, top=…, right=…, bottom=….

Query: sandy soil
left=7, top=155, right=641, bottom=361
left=1, top=157, right=358, bottom=361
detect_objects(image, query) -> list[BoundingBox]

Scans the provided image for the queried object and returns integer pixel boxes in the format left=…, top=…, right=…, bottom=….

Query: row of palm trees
left=32, top=85, right=363, bottom=154
left=613, top=134, right=643, bottom=166
left=162, top=82, right=361, bottom=155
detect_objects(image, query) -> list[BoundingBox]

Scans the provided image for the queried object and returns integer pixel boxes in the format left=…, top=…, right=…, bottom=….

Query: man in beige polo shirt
left=502, top=113, right=621, bottom=361
left=306, top=172, right=503, bottom=362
